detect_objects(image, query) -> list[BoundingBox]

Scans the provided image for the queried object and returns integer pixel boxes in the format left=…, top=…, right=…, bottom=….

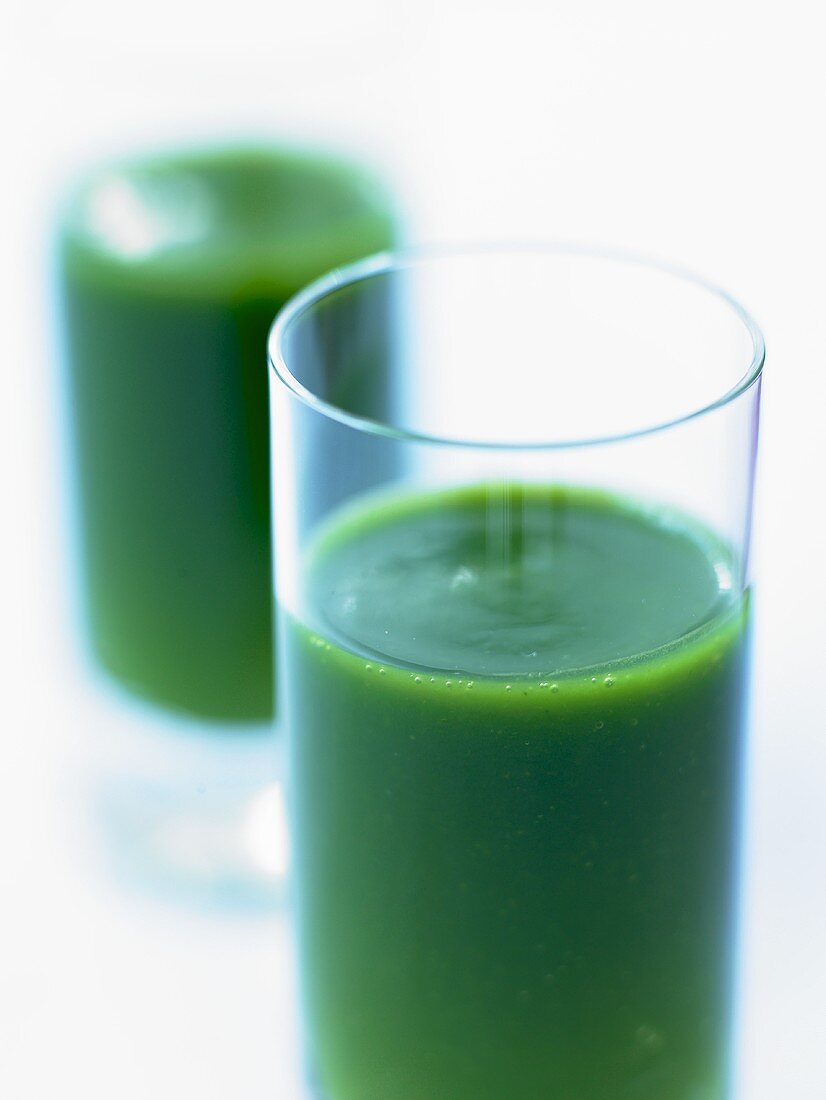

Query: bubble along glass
left=269, top=248, right=763, bottom=1099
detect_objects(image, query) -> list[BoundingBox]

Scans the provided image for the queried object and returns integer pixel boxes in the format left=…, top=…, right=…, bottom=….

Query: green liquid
left=59, top=146, right=395, bottom=720
left=285, top=484, right=748, bottom=1099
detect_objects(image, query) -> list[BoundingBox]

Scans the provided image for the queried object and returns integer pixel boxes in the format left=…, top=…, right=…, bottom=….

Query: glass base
left=70, top=667, right=286, bottom=912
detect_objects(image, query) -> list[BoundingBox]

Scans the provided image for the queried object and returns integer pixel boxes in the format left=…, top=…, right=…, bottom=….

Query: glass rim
left=267, top=243, right=765, bottom=451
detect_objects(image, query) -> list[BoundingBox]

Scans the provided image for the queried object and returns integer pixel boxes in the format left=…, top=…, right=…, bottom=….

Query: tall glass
left=269, top=248, right=763, bottom=1099
left=59, top=144, right=396, bottom=721
left=56, top=144, right=396, bottom=903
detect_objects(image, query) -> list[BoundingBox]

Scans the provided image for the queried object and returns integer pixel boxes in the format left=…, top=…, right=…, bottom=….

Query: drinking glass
left=269, top=247, right=764, bottom=1098
left=56, top=144, right=396, bottom=903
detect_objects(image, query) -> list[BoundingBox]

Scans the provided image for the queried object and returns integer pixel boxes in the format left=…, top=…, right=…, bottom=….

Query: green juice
left=59, top=146, right=395, bottom=720
left=285, top=484, right=748, bottom=1099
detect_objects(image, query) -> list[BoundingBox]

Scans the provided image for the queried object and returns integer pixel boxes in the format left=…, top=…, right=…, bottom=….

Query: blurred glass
left=56, top=143, right=397, bottom=903
left=270, top=248, right=763, bottom=1097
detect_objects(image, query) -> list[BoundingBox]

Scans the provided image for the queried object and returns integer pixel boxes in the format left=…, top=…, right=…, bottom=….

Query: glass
left=56, top=144, right=396, bottom=903
left=269, top=247, right=763, bottom=1098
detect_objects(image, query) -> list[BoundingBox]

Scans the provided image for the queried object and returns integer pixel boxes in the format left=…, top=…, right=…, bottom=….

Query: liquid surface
left=309, top=483, right=735, bottom=675
left=287, top=485, right=748, bottom=1099
left=64, top=145, right=394, bottom=298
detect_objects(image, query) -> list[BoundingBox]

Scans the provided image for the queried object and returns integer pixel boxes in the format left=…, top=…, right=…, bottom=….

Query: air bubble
left=604, top=675, right=614, bottom=687
left=550, top=683, right=559, bottom=694
left=635, top=1025, right=664, bottom=1051
left=450, top=565, right=478, bottom=590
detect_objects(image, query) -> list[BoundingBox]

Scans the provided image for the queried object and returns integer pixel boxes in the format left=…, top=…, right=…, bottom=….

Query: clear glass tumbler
left=56, top=144, right=396, bottom=905
left=269, top=247, right=764, bottom=1099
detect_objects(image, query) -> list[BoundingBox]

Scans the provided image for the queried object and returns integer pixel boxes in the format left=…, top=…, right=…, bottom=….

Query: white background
left=2, top=1, right=825, bottom=1096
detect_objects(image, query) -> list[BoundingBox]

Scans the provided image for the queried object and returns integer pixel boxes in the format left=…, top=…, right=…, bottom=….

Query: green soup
left=285, top=484, right=748, bottom=1099
left=59, top=146, right=395, bottom=720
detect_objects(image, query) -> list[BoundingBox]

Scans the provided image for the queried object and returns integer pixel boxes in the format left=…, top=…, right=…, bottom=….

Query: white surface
left=3, top=1, right=826, bottom=1096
